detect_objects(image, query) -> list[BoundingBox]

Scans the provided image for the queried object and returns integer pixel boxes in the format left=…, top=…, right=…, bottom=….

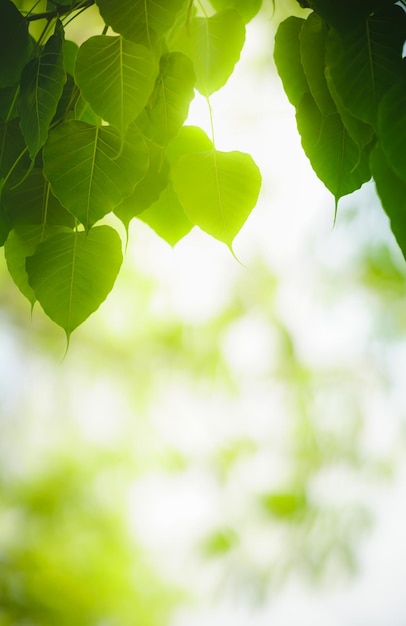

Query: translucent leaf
left=325, top=5, right=406, bottom=126
left=139, top=182, right=193, bottom=246
left=296, top=92, right=371, bottom=200
left=209, top=0, right=262, bottom=23
left=96, top=0, right=187, bottom=47
left=171, top=9, right=245, bottom=96
left=0, top=0, right=31, bottom=87
left=378, top=79, right=406, bottom=185
left=371, top=142, right=406, bottom=260
left=75, top=36, right=158, bottom=134
left=43, top=121, right=149, bottom=229
left=171, top=149, right=261, bottom=246
left=274, top=17, right=308, bottom=108
left=2, top=168, right=75, bottom=228
left=165, top=125, right=214, bottom=164
left=26, top=225, right=123, bottom=336
left=19, top=21, right=67, bottom=159
left=137, top=52, right=195, bottom=146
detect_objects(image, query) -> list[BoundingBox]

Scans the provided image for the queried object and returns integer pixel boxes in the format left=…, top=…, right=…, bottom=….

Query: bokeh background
left=1, top=1, right=406, bottom=624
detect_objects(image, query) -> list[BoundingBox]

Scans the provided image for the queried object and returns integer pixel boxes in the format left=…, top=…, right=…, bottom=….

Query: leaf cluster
left=0, top=0, right=263, bottom=337
left=276, top=0, right=406, bottom=251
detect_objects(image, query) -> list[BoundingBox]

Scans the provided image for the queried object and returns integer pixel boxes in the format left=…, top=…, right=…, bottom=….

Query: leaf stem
left=24, top=0, right=94, bottom=22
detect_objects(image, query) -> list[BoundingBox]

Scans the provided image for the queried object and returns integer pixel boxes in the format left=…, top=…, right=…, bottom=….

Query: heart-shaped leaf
left=171, top=9, right=245, bottom=96
left=96, top=0, right=187, bottom=47
left=43, top=121, right=149, bottom=229
left=75, top=35, right=158, bottom=134
left=171, top=149, right=261, bottom=246
left=19, top=20, right=66, bottom=158
left=26, top=225, right=123, bottom=336
left=274, top=16, right=308, bottom=108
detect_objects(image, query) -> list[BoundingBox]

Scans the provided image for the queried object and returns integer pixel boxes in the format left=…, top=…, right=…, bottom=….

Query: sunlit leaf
left=96, top=0, right=187, bottom=47
left=0, top=0, right=31, bottom=87
left=19, top=21, right=67, bottom=159
left=171, top=9, right=245, bottom=96
left=165, top=125, right=214, bottom=164
left=137, top=52, right=195, bottom=146
left=209, top=0, right=262, bottom=23
left=26, top=225, right=123, bottom=336
left=43, top=121, right=149, bottom=229
left=274, top=17, right=308, bottom=108
left=75, top=35, right=158, bottom=134
left=325, top=5, right=406, bottom=127
left=139, top=182, right=193, bottom=246
left=171, top=149, right=261, bottom=246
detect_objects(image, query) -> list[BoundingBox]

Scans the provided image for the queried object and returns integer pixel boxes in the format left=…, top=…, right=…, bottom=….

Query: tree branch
left=25, top=0, right=95, bottom=22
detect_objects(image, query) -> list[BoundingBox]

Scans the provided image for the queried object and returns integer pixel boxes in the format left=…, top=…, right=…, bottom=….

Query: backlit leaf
left=139, top=182, right=193, bottom=246
left=19, top=20, right=67, bottom=158
left=209, top=0, right=262, bottom=23
left=274, top=17, right=308, bottom=108
left=43, top=121, right=149, bottom=229
left=171, top=9, right=245, bottom=96
left=26, top=225, right=123, bottom=336
left=171, top=149, right=261, bottom=246
left=75, top=35, right=158, bottom=134
left=0, top=0, right=31, bottom=87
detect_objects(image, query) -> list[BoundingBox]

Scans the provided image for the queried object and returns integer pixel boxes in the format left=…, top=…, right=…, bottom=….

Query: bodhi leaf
left=171, top=149, right=261, bottom=247
left=139, top=182, right=193, bottom=246
left=165, top=125, right=214, bottom=164
left=75, top=36, right=158, bottom=134
left=325, top=5, right=406, bottom=127
left=274, top=17, right=308, bottom=108
left=209, top=0, right=263, bottom=23
left=296, top=92, right=371, bottom=201
left=137, top=52, right=196, bottom=146
left=0, top=119, right=31, bottom=186
left=19, top=21, right=67, bottom=159
left=26, top=225, right=123, bottom=336
left=0, top=84, right=19, bottom=122
left=96, top=0, right=187, bottom=47
left=0, top=0, right=31, bottom=88
left=370, top=142, right=406, bottom=260
left=171, top=9, right=245, bottom=96
left=378, top=78, right=406, bottom=185
left=43, top=121, right=149, bottom=230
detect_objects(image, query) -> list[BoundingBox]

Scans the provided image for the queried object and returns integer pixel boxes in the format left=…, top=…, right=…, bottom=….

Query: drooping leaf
left=19, top=20, right=67, bottom=159
left=171, top=9, right=245, bottom=96
left=0, top=119, right=31, bottom=185
left=2, top=168, right=75, bottom=228
left=137, top=52, right=195, bottom=146
left=26, top=225, right=123, bottom=336
left=171, top=149, right=261, bottom=246
left=378, top=78, right=406, bottom=185
left=0, top=84, right=19, bottom=122
left=325, top=5, right=406, bottom=127
left=296, top=92, right=371, bottom=200
left=75, top=35, right=158, bottom=134
left=370, top=142, right=406, bottom=260
left=0, top=0, right=31, bottom=87
left=114, top=140, right=168, bottom=227
left=209, top=0, right=262, bottom=23
left=139, top=182, right=193, bottom=246
left=96, top=0, right=187, bottom=47
left=43, top=121, right=149, bottom=229
left=274, top=17, right=308, bottom=108
left=63, top=40, right=78, bottom=75
left=5, top=225, right=68, bottom=305
left=165, top=125, right=214, bottom=164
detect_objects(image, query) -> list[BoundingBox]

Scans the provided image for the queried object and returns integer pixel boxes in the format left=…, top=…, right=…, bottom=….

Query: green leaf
left=63, top=40, right=78, bottom=76
left=209, top=0, right=262, bottom=22
left=378, top=78, right=406, bottom=185
left=19, top=21, right=67, bottom=159
left=2, top=168, right=75, bottom=228
left=75, top=35, right=158, bottom=134
left=165, top=125, right=214, bottom=164
left=0, top=0, right=31, bottom=87
left=5, top=225, right=68, bottom=305
left=171, top=9, right=245, bottom=96
left=296, top=92, right=371, bottom=200
left=261, top=491, right=307, bottom=520
left=325, top=5, right=406, bottom=127
left=308, top=0, right=395, bottom=30
left=114, top=140, right=168, bottom=227
left=139, top=182, right=193, bottom=246
left=370, top=142, right=406, bottom=260
left=96, top=0, right=187, bottom=47
left=274, top=17, right=308, bottom=108
left=43, top=121, right=149, bottom=229
left=137, top=52, right=195, bottom=146
left=0, top=119, right=31, bottom=185
left=26, top=225, right=123, bottom=336
left=0, top=84, right=19, bottom=122
left=171, top=149, right=261, bottom=246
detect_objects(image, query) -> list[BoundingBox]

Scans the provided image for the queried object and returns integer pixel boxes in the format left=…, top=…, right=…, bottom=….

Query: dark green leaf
left=75, top=35, right=158, bottom=134
left=171, top=9, right=245, bottom=96
left=19, top=21, right=67, bottom=158
left=274, top=17, right=308, bottom=108
left=0, top=84, right=19, bottom=122
left=0, top=119, right=30, bottom=185
left=378, top=78, right=406, bottom=184
left=26, top=225, right=123, bottom=336
left=0, top=0, right=31, bottom=87
left=43, top=121, right=149, bottom=229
